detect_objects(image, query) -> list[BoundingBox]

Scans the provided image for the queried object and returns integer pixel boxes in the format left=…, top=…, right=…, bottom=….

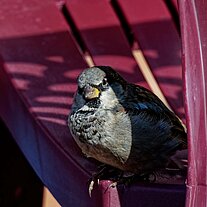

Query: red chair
left=0, top=0, right=205, bottom=206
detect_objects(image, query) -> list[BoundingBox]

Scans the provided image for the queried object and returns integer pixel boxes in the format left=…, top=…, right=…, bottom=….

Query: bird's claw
left=108, top=181, right=118, bottom=188
left=88, top=178, right=101, bottom=197
left=88, top=180, right=94, bottom=197
left=101, top=181, right=118, bottom=194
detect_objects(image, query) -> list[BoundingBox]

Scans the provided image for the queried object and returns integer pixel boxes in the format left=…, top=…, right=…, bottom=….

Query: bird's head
left=73, top=66, right=127, bottom=109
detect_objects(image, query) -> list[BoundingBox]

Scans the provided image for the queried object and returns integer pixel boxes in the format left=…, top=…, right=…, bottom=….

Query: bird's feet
left=88, top=164, right=124, bottom=197
left=88, top=165, right=156, bottom=196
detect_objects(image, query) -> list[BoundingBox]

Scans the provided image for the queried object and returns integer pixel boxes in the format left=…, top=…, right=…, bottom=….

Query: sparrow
left=68, top=66, right=187, bottom=187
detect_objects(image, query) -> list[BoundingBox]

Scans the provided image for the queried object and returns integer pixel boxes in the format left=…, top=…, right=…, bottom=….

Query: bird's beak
left=84, top=85, right=100, bottom=100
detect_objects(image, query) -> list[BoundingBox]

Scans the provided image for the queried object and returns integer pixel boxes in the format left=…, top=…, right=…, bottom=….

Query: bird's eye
left=102, top=77, right=108, bottom=87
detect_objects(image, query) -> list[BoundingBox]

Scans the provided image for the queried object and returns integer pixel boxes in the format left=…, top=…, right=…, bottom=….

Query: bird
left=68, top=66, right=187, bottom=190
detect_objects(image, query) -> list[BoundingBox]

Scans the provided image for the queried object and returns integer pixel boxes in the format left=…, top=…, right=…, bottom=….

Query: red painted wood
left=117, top=0, right=185, bottom=121
left=179, top=0, right=207, bottom=206
left=65, top=0, right=149, bottom=88
left=98, top=180, right=185, bottom=207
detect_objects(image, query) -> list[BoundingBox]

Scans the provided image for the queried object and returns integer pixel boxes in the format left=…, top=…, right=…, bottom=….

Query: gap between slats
left=163, top=0, right=180, bottom=35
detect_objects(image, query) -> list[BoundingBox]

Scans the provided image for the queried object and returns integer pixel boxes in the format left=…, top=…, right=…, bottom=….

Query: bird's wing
left=123, top=84, right=187, bottom=149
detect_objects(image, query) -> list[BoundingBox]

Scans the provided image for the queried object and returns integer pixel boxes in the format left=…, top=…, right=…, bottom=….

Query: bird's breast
left=69, top=110, right=103, bottom=144
left=69, top=107, right=134, bottom=170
